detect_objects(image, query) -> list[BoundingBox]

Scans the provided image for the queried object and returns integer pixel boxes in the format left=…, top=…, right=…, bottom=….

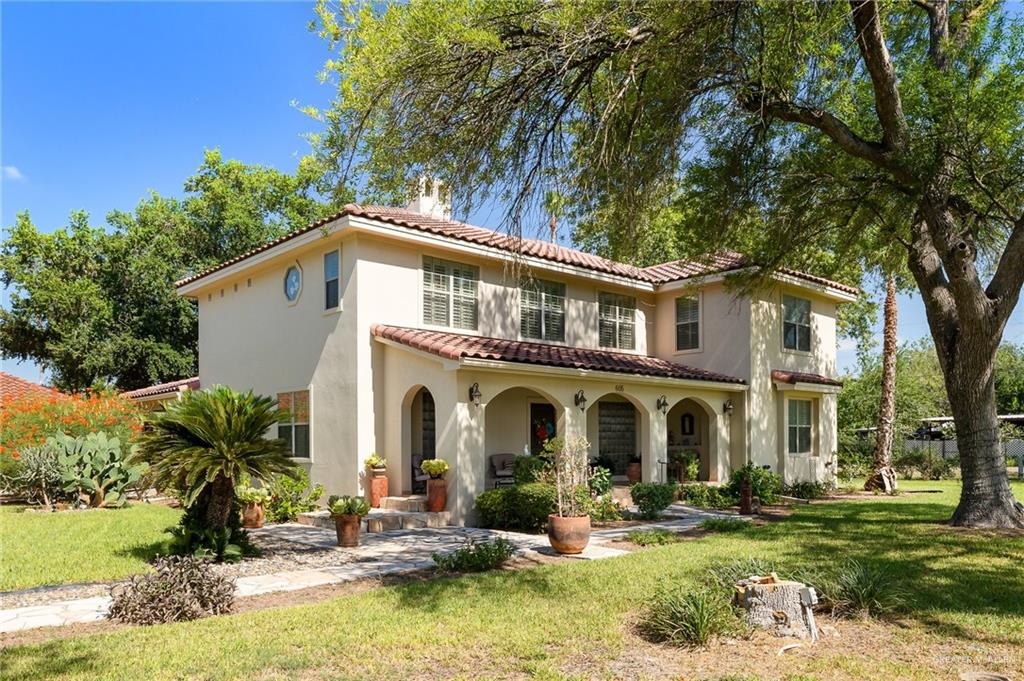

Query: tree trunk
left=865, top=274, right=898, bottom=493
left=944, top=345, right=1024, bottom=527
left=205, top=474, right=235, bottom=533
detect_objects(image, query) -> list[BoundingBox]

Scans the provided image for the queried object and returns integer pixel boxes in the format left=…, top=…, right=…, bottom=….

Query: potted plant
left=329, top=494, right=371, bottom=547
left=668, top=450, right=699, bottom=483
left=548, top=436, right=592, bottom=554
left=420, top=458, right=449, bottom=512
left=236, top=486, right=271, bottom=529
left=626, top=455, right=642, bottom=483
left=365, top=453, right=388, bottom=508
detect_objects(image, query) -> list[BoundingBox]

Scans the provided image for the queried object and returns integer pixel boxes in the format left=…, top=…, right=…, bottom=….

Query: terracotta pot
left=426, top=478, right=447, bottom=512
left=369, top=473, right=389, bottom=508
left=334, top=514, right=362, bottom=547
left=241, top=502, right=265, bottom=529
left=547, top=514, right=591, bottom=554
left=626, top=462, right=642, bottom=483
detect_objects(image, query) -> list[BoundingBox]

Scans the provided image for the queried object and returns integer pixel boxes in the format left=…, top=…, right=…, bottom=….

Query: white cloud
left=3, top=166, right=24, bottom=181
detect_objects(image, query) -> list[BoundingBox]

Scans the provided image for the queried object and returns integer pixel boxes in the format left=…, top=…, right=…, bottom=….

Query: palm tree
left=136, top=386, right=297, bottom=536
left=865, top=274, right=899, bottom=493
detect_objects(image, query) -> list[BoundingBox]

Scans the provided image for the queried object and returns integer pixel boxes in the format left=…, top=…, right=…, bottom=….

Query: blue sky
left=2, top=1, right=1023, bottom=385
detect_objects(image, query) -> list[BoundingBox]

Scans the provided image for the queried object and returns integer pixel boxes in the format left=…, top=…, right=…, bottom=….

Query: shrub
left=725, top=464, right=781, bottom=505
left=6, top=445, right=65, bottom=507
left=893, top=447, right=955, bottom=480
left=107, top=555, right=234, bottom=625
left=513, top=455, right=548, bottom=485
left=797, top=559, right=907, bottom=619
left=836, top=433, right=873, bottom=480
left=668, top=450, right=699, bottom=482
left=679, top=483, right=736, bottom=509
left=475, top=482, right=556, bottom=530
left=167, top=502, right=255, bottom=563
left=626, top=529, right=679, bottom=546
left=638, top=585, right=739, bottom=647
left=588, top=465, right=612, bottom=496
left=552, top=436, right=590, bottom=518
left=432, top=538, right=516, bottom=573
left=0, top=390, right=142, bottom=467
left=630, top=482, right=678, bottom=519
left=50, top=431, right=147, bottom=508
left=698, top=518, right=750, bottom=533
left=783, top=480, right=835, bottom=499
left=589, top=492, right=623, bottom=521
left=235, top=486, right=270, bottom=506
left=267, top=469, right=325, bottom=522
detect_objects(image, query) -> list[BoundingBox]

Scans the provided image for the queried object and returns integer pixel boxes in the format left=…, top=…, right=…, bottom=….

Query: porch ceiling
left=371, top=324, right=746, bottom=386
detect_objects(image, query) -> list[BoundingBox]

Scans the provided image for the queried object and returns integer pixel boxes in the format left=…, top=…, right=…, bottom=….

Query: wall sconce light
left=574, top=389, right=587, bottom=412
left=723, top=399, right=734, bottom=416
left=656, top=395, right=669, bottom=415
left=469, top=382, right=482, bottom=407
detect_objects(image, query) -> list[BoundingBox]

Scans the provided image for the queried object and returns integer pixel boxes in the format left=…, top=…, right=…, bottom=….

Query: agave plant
left=135, top=386, right=298, bottom=538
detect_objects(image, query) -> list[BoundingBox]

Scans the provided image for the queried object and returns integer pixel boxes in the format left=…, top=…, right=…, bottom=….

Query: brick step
left=379, top=495, right=428, bottom=512
left=297, top=507, right=450, bottom=533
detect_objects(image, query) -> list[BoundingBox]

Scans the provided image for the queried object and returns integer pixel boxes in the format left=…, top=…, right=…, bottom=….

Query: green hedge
left=475, top=482, right=555, bottom=530
left=724, top=464, right=781, bottom=505
left=630, top=482, right=678, bottom=519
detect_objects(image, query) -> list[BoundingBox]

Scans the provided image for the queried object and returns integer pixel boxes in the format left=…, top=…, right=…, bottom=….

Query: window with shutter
left=422, top=256, right=478, bottom=330
left=782, top=294, right=812, bottom=351
left=675, top=295, right=700, bottom=351
left=521, top=280, right=565, bottom=341
left=598, top=292, right=635, bottom=349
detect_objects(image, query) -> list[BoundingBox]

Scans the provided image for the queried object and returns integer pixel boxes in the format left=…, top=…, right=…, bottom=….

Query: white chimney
left=407, top=176, right=451, bottom=219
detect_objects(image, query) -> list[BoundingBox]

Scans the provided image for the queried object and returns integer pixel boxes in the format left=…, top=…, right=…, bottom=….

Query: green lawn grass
left=0, top=503, right=181, bottom=591
left=2, top=480, right=1022, bottom=680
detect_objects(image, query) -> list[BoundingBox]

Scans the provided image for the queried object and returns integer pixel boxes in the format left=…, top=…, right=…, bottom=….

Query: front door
left=530, top=402, right=557, bottom=455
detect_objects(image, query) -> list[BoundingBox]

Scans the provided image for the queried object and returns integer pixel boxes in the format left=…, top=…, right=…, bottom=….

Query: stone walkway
left=0, top=505, right=730, bottom=634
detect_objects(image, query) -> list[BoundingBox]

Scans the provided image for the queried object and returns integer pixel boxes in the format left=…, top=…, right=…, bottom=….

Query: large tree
left=312, top=0, right=1024, bottom=526
left=1, top=150, right=346, bottom=391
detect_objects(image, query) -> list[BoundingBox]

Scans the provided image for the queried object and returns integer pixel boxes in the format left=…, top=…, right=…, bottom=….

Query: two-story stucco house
left=175, top=186, right=856, bottom=525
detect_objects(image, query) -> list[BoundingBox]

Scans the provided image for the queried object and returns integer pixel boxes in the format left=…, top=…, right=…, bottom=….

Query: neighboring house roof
left=122, top=377, right=200, bottom=401
left=372, top=324, right=746, bottom=385
left=0, top=372, right=63, bottom=403
left=175, top=204, right=858, bottom=296
left=770, top=369, right=843, bottom=387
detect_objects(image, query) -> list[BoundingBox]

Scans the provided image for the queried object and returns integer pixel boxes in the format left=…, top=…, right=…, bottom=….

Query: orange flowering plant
left=0, top=390, right=143, bottom=479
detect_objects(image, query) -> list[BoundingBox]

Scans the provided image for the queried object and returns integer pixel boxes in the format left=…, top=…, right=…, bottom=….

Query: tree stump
left=734, top=574, right=813, bottom=639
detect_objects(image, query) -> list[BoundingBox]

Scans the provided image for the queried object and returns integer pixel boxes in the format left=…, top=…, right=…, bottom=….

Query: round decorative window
left=284, top=265, right=302, bottom=302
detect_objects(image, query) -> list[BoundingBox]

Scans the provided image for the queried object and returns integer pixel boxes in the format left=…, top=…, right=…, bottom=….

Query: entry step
left=297, top=506, right=450, bottom=533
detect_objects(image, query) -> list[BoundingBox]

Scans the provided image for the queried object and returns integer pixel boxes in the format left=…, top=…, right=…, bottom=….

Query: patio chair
left=490, top=453, right=517, bottom=488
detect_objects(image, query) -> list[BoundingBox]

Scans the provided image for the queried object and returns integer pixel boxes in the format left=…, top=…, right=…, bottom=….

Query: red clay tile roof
left=122, top=377, right=200, bottom=400
left=373, top=324, right=746, bottom=385
left=174, top=204, right=858, bottom=296
left=771, top=369, right=843, bottom=387
left=0, top=372, right=63, bottom=403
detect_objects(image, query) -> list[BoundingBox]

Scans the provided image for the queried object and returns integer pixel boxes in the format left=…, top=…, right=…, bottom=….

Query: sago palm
left=136, top=385, right=297, bottom=535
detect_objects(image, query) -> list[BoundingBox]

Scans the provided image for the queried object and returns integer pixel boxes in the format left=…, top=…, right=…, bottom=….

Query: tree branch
left=985, top=214, right=1024, bottom=321
left=849, top=0, right=910, bottom=151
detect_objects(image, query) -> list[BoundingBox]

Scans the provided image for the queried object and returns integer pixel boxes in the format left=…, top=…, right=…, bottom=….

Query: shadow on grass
left=0, top=648, right=100, bottom=681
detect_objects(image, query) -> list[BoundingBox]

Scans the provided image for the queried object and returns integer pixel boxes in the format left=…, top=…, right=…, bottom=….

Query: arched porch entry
left=666, top=397, right=718, bottom=481
left=585, top=392, right=651, bottom=481
left=483, top=386, right=564, bottom=488
left=402, top=385, right=436, bottom=494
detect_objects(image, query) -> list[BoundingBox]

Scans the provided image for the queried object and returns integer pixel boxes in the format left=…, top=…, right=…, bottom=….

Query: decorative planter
left=334, top=514, right=362, bottom=547
left=369, top=468, right=389, bottom=508
left=241, top=502, right=265, bottom=529
left=626, top=462, right=642, bottom=483
left=548, top=514, right=591, bottom=554
left=426, top=478, right=447, bottom=512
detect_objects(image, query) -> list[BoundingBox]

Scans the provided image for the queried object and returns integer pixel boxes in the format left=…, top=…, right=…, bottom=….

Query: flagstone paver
left=0, top=506, right=731, bottom=634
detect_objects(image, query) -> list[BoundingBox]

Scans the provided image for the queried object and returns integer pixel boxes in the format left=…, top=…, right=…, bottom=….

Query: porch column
left=453, top=399, right=486, bottom=526
left=563, top=403, right=587, bottom=440
left=713, top=410, right=731, bottom=483
left=647, top=408, right=666, bottom=483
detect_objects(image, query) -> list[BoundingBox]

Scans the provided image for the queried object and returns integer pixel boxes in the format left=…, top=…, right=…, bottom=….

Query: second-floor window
left=675, top=295, right=700, bottom=351
left=599, top=292, right=635, bottom=350
left=423, top=256, right=478, bottom=329
left=521, top=280, right=566, bottom=342
left=278, top=390, right=310, bottom=458
left=782, top=294, right=811, bottom=352
left=324, top=249, right=340, bottom=310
